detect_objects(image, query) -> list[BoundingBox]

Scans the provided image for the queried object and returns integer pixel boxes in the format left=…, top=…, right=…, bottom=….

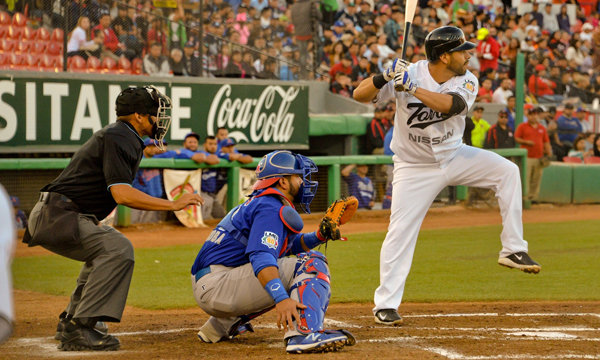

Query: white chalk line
left=419, top=346, right=600, bottom=360
left=361, top=312, right=600, bottom=319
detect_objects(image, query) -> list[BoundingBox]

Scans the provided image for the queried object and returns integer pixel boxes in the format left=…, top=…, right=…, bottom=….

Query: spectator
left=199, top=136, right=226, bottom=220
left=10, top=196, right=27, bottom=229
left=580, top=23, right=594, bottom=42
left=530, top=3, right=544, bottom=28
left=279, top=47, right=298, bottom=81
left=170, top=48, right=186, bottom=76
left=492, top=78, right=514, bottom=104
left=557, top=5, right=571, bottom=33
left=528, top=64, right=557, bottom=98
left=376, top=34, right=396, bottom=61
left=341, top=164, right=375, bottom=209
left=504, top=95, right=517, bottom=131
left=557, top=104, right=582, bottom=146
left=575, top=107, right=592, bottom=133
left=92, top=14, right=131, bottom=60
left=217, top=138, right=253, bottom=164
left=329, top=53, right=353, bottom=78
left=66, top=16, right=103, bottom=60
left=485, top=110, right=515, bottom=149
left=143, top=43, right=171, bottom=76
left=224, top=50, right=247, bottom=78
left=233, top=13, right=250, bottom=45
left=241, top=51, right=258, bottom=78
left=470, top=106, right=491, bottom=149
left=585, top=132, right=596, bottom=152
left=147, top=17, right=168, bottom=55
left=515, top=108, right=552, bottom=204
left=291, top=0, right=321, bottom=80
left=111, top=5, right=134, bottom=40
left=330, top=72, right=353, bottom=97
left=366, top=106, right=387, bottom=154
left=258, top=58, right=279, bottom=79
left=168, top=0, right=187, bottom=49
left=594, top=134, right=600, bottom=157
left=476, top=78, right=494, bottom=103
left=350, top=56, right=370, bottom=88
left=546, top=120, right=568, bottom=161
left=368, top=52, right=382, bottom=75
left=476, top=27, right=500, bottom=72
left=566, top=39, right=586, bottom=67
left=567, top=135, right=594, bottom=161
left=543, top=4, right=559, bottom=33
left=384, top=9, right=402, bottom=50
left=182, top=41, right=201, bottom=76
left=449, top=0, right=473, bottom=23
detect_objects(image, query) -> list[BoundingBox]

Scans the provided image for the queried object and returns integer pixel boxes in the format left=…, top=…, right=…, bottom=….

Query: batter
left=353, top=26, right=541, bottom=326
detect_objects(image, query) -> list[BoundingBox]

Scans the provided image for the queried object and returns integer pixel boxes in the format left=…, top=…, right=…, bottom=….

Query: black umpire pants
left=28, top=200, right=134, bottom=323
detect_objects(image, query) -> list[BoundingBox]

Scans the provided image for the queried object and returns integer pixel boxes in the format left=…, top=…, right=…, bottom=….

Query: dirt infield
left=5, top=204, right=600, bottom=359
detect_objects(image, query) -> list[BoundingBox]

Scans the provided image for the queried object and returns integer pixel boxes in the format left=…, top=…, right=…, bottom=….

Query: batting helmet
left=425, top=26, right=476, bottom=63
left=253, top=151, right=318, bottom=213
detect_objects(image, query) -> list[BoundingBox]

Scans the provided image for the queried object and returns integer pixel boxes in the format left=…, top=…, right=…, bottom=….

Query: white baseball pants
left=374, top=145, right=528, bottom=313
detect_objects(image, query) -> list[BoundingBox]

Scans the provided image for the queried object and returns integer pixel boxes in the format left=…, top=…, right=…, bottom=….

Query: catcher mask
left=253, top=150, right=318, bottom=213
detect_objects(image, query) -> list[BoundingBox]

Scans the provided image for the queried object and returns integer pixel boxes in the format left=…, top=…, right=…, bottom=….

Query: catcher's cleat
left=58, top=326, right=120, bottom=351
left=230, top=322, right=254, bottom=339
left=498, top=252, right=541, bottom=274
left=374, top=309, right=404, bottom=326
left=55, top=312, right=108, bottom=340
left=197, top=330, right=211, bottom=343
left=285, top=330, right=350, bottom=354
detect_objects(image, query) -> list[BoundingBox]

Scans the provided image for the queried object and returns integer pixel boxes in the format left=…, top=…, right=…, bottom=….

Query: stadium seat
left=7, top=25, right=24, bottom=39
left=31, top=41, right=46, bottom=54
left=24, top=54, right=41, bottom=71
left=37, top=27, right=50, bottom=41
left=87, top=56, right=101, bottom=73
left=45, top=41, right=62, bottom=55
left=69, top=55, right=87, bottom=73
left=563, top=156, right=583, bottom=164
left=0, top=25, right=7, bottom=38
left=584, top=156, right=600, bottom=164
left=0, top=38, right=16, bottom=53
left=39, top=54, right=56, bottom=71
left=51, top=28, right=64, bottom=42
left=11, top=12, right=27, bottom=28
left=22, top=26, right=36, bottom=40
left=9, top=53, right=25, bottom=70
left=14, top=41, right=30, bottom=54
left=0, top=52, right=8, bottom=69
left=101, top=57, right=117, bottom=73
left=0, top=12, right=10, bottom=26
left=118, top=57, right=131, bottom=74
left=132, top=58, right=143, bottom=75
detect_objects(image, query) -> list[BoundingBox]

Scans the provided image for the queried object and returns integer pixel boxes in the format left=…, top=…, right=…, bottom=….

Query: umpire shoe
left=498, top=252, right=541, bottom=274
left=58, top=321, right=120, bottom=351
left=285, top=330, right=352, bottom=353
left=55, top=312, right=108, bottom=340
left=375, top=309, right=404, bottom=326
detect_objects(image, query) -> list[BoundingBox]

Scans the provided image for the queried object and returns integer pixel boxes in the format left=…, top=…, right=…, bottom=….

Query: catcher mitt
left=318, top=196, right=358, bottom=241
left=540, top=155, right=552, bottom=168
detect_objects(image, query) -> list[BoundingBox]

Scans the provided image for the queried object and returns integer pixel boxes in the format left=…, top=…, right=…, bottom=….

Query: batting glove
left=393, top=70, right=417, bottom=95
left=383, top=58, right=410, bottom=82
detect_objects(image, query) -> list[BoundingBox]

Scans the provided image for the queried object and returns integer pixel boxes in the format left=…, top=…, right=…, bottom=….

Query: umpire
left=24, top=86, right=203, bottom=351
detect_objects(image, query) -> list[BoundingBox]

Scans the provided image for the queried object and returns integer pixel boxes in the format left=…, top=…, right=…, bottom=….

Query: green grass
left=12, top=220, right=600, bottom=309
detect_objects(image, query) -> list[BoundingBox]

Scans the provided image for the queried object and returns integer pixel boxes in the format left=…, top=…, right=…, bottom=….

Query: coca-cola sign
left=207, top=84, right=302, bottom=145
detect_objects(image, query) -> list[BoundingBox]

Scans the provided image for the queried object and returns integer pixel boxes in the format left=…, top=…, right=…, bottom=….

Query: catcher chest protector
left=425, top=26, right=477, bottom=62
left=290, top=251, right=331, bottom=334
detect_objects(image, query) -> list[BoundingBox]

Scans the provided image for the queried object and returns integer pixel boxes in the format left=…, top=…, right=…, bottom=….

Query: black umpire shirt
left=42, top=120, right=145, bottom=221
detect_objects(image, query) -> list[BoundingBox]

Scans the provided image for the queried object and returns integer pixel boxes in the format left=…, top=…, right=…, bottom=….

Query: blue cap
left=10, top=196, right=19, bottom=207
left=334, top=20, right=344, bottom=27
left=144, top=138, right=168, bottom=146
left=577, top=107, right=586, bottom=112
left=219, top=138, right=236, bottom=147
left=184, top=132, right=200, bottom=141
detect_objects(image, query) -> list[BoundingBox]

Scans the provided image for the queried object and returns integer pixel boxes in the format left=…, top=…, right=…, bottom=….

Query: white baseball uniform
left=0, top=184, right=15, bottom=343
left=373, top=60, right=529, bottom=313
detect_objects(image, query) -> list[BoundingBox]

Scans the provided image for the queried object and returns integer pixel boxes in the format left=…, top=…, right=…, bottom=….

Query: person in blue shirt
left=341, top=164, right=375, bottom=209
left=10, top=196, right=28, bottom=229
left=199, top=136, right=226, bottom=220
left=191, top=150, right=355, bottom=353
left=556, top=104, right=583, bottom=147
left=218, top=138, right=253, bottom=164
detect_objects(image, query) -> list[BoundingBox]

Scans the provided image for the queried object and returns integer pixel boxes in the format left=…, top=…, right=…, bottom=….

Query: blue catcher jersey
left=191, top=188, right=295, bottom=275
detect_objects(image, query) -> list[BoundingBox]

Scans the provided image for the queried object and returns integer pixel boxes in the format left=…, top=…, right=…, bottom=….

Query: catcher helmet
left=253, top=150, right=318, bottom=213
left=425, top=26, right=476, bottom=62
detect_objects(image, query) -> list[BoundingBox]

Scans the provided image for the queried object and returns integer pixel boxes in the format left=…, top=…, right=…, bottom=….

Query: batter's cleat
left=498, top=252, right=541, bottom=274
left=55, top=312, right=108, bottom=340
left=285, top=331, right=350, bottom=353
left=375, top=309, right=404, bottom=326
left=58, top=326, right=120, bottom=351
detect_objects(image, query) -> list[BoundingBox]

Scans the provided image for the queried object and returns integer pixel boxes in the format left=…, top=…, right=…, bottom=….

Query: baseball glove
left=318, top=196, right=358, bottom=241
left=540, top=155, right=552, bottom=168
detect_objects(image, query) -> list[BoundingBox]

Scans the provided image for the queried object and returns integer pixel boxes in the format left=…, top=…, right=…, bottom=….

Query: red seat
left=37, top=27, right=50, bottom=41
left=563, top=156, right=583, bottom=164
left=69, top=55, right=87, bottom=72
left=14, top=41, right=30, bottom=54
left=22, top=26, right=36, bottom=40
left=87, top=56, right=101, bottom=72
left=9, top=53, right=25, bottom=70
left=7, top=25, right=23, bottom=39
left=132, top=58, right=143, bottom=75
left=45, top=41, right=62, bottom=55
left=24, top=53, right=41, bottom=70
left=31, top=41, right=46, bottom=54
left=0, top=38, right=16, bottom=53
left=0, top=12, right=10, bottom=26
left=584, top=156, right=600, bottom=164
left=39, top=54, right=55, bottom=71
left=118, top=57, right=131, bottom=74
left=101, top=57, right=117, bottom=73
left=51, top=28, right=64, bottom=42
left=0, top=52, right=8, bottom=69
left=11, top=12, right=27, bottom=28
left=0, top=25, right=8, bottom=38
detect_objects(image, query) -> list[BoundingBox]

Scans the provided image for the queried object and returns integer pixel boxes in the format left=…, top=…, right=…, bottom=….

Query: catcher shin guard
left=290, top=251, right=331, bottom=334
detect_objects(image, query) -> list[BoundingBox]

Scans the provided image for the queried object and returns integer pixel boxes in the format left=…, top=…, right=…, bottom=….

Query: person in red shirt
left=528, top=64, right=557, bottom=98
left=329, top=53, right=353, bottom=79
left=476, top=78, right=494, bottom=103
left=92, top=14, right=133, bottom=60
left=476, top=27, right=500, bottom=72
left=514, top=107, right=552, bottom=203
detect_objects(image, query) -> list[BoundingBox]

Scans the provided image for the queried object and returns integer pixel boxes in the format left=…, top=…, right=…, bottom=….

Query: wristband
left=373, top=73, right=388, bottom=89
left=265, top=278, right=289, bottom=304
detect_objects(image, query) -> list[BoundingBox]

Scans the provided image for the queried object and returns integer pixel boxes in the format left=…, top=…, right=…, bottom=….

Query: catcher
left=190, top=150, right=358, bottom=354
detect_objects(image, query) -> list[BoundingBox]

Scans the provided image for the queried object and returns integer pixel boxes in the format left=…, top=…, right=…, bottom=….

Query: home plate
left=506, top=331, right=579, bottom=339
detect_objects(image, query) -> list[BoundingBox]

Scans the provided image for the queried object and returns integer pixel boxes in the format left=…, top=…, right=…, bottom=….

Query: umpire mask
left=143, top=86, right=172, bottom=151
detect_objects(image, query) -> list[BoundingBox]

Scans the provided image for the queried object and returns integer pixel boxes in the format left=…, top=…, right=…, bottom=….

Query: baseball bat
left=401, top=0, right=418, bottom=60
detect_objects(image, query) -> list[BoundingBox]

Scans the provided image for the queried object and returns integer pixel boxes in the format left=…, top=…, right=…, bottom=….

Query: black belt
left=194, top=267, right=211, bottom=282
